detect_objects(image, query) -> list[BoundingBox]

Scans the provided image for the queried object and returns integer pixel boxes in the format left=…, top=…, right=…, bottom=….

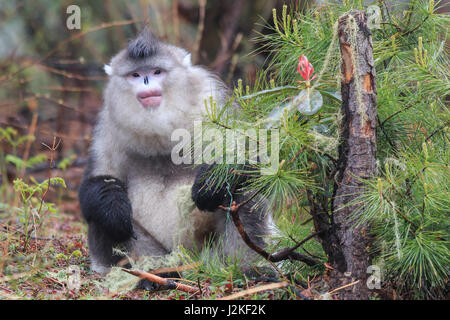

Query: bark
left=307, top=191, right=345, bottom=269
left=330, top=10, right=377, bottom=300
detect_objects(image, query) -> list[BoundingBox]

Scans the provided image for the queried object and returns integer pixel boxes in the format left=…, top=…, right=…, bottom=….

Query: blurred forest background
left=0, top=0, right=306, bottom=212
left=1, top=0, right=447, bottom=216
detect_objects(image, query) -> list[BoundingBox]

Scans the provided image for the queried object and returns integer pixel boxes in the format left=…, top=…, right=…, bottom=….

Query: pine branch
left=425, top=121, right=449, bottom=142
left=380, top=102, right=416, bottom=127
left=377, top=117, right=399, bottom=153
left=218, top=201, right=321, bottom=266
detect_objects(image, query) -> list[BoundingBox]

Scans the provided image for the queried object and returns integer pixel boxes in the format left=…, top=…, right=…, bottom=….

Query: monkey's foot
left=136, top=272, right=180, bottom=292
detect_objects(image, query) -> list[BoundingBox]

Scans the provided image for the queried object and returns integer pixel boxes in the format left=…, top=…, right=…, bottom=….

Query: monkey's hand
left=191, top=164, right=232, bottom=212
left=79, top=175, right=136, bottom=243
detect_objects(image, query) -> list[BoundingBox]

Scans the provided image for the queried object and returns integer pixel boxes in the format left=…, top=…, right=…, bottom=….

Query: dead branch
left=121, top=268, right=200, bottom=294
left=328, top=280, right=360, bottom=295
left=0, top=20, right=139, bottom=84
left=192, top=0, right=206, bottom=64
left=213, top=0, right=245, bottom=74
left=219, top=281, right=289, bottom=300
left=219, top=201, right=321, bottom=266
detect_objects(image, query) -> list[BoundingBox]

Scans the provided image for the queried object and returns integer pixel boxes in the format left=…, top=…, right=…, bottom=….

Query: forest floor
left=0, top=196, right=327, bottom=300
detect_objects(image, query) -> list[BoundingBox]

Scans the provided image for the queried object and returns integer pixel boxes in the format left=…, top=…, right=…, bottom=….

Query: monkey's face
left=100, top=29, right=226, bottom=156
left=125, top=67, right=166, bottom=109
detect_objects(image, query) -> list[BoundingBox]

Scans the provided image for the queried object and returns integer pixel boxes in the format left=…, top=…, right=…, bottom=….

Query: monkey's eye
left=132, top=72, right=140, bottom=78
left=154, top=69, right=161, bottom=75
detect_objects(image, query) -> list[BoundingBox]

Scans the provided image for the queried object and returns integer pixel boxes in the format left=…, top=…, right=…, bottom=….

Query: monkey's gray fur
left=78, top=29, right=274, bottom=275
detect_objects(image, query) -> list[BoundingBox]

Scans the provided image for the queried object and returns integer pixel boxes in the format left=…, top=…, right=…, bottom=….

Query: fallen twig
left=121, top=268, right=200, bottom=294
left=328, top=280, right=360, bottom=295
left=219, top=281, right=289, bottom=300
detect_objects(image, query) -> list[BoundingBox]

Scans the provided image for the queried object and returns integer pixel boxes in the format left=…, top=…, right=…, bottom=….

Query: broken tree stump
left=331, top=10, right=377, bottom=300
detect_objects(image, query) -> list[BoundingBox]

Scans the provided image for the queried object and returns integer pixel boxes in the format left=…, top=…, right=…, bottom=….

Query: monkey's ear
left=104, top=64, right=113, bottom=76
left=182, top=53, right=192, bottom=67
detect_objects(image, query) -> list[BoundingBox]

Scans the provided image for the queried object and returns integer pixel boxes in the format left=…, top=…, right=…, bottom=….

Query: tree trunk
left=330, top=10, right=377, bottom=300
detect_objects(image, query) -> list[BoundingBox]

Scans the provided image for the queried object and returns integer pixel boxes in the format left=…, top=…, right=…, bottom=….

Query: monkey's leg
left=124, top=223, right=181, bottom=292
left=79, top=175, right=136, bottom=273
left=216, top=205, right=269, bottom=264
left=136, top=271, right=182, bottom=292
left=192, top=165, right=270, bottom=263
left=87, top=224, right=128, bottom=274
left=214, top=201, right=278, bottom=281
left=130, top=222, right=169, bottom=257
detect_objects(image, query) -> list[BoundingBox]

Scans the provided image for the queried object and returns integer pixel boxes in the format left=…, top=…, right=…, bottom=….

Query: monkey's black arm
left=79, top=175, right=136, bottom=243
left=191, top=164, right=231, bottom=212
left=192, top=163, right=256, bottom=212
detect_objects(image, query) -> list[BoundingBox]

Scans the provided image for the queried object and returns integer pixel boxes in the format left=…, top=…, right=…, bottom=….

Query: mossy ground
left=0, top=199, right=328, bottom=300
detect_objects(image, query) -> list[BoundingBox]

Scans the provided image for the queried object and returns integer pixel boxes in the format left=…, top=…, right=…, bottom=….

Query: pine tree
left=197, top=0, right=449, bottom=299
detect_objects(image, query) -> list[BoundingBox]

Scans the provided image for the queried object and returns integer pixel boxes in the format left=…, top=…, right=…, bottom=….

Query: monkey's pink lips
left=137, top=89, right=163, bottom=108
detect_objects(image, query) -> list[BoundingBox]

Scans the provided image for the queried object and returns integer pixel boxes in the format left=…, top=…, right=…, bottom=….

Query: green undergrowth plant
left=1, top=126, right=66, bottom=249
left=0, top=128, right=72, bottom=298
left=0, top=127, right=48, bottom=201
left=13, top=177, right=66, bottom=248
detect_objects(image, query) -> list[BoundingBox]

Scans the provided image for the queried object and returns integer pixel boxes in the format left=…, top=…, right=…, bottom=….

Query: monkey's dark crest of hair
left=127, top=28, right=159, bottom=59
left=78, top=175, right=136, bottom=243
